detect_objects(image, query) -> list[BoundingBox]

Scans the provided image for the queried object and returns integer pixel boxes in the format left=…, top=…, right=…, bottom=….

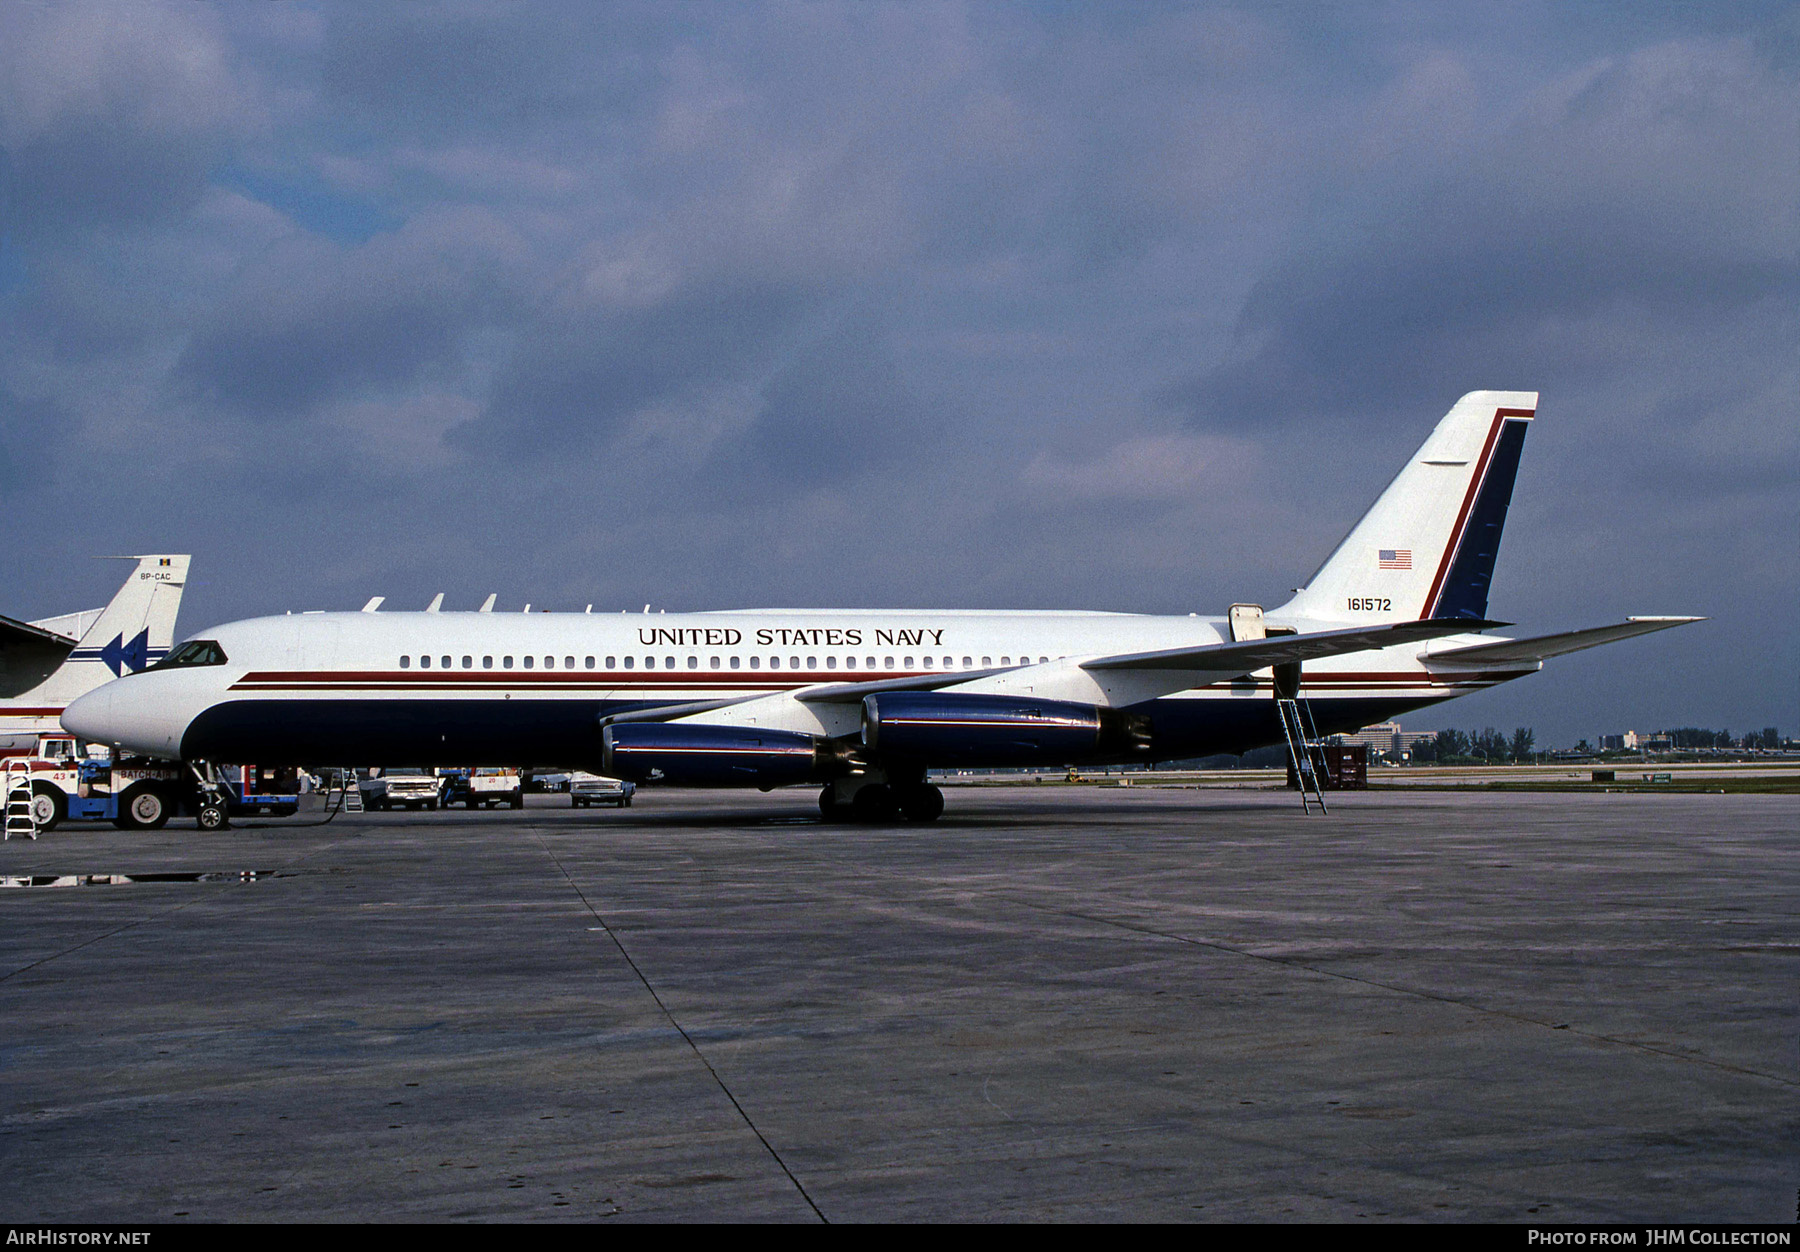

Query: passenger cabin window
left=399, top=655, right=410, bottom=669
left=688, top=656, right=699, bottom=670
left=483, top=656, right=493, bottom=669
left=884, top=657, right=895, bottom=670
left=462, top=656, right=472, bottom=669
left=710, top=656, right=721, bottom=669
left=565, top=656, right=575, bottom=669
left=155, top=640, right=229, bottom=669
left=606, top=656, right=616, bottom=668
left=441, top=656, right=452, bottom=669
left=623, top=656, right=633, bottom=669
left=730, top=656, right=741, bottom=669
left=421, top=655, right=432, bottom=669
left=585, top=657, right=595, bottom=669
left=751, top=656, right=762, bottom=669
left=523, top=656, right=534, bottom=669
left=503, top=656, right=514, bottom=669
left=665, top=656, right=675, bottom=669
left=826, top=656, right=837, bottom=669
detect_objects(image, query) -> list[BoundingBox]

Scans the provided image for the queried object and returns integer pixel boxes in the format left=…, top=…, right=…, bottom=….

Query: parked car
left=569, top=772, right=635, bottom=808
left=359, top=767, right=443, bottom=811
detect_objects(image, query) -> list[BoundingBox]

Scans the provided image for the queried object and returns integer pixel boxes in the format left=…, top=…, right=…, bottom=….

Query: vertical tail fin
left=1277, top=392, right=1535, bottom=625
left=40, top=556, right=190, bottom=700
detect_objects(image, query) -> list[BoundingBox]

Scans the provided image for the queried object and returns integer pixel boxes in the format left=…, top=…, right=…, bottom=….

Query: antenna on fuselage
left=426, top=593, right=444, bottom=613
left=361, top=597, right=384, bottom=613
left=479, top=594, right=496, bottom=613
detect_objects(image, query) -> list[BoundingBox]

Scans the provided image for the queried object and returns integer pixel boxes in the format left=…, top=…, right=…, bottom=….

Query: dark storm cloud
left=1169, top=32, right=1800, bottom=430
left=318, top=2, right=665, bottom=136
left=0, top=385, right=64, bottom=494
left=465, top=278, right=809, bottom=450
left=174, top=209, right=528, bottom=419
left=0, top=2, right=252, bottom=239
left=738, top=310, right=945, bottom=485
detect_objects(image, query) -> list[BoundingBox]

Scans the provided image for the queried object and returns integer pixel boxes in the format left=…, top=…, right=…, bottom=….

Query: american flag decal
left=1379, top=548, right=1412, bottom=569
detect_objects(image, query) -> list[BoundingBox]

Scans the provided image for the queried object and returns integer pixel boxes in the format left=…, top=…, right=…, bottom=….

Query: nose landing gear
left=188, top=760, right=231, bottom=831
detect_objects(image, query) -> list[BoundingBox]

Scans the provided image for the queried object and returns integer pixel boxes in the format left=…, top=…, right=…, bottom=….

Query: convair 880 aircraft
left=65, top=393, right=1697, bottom=820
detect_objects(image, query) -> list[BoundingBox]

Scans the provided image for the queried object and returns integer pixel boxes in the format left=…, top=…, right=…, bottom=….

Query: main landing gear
left=819, top=780, right=944, bottom=823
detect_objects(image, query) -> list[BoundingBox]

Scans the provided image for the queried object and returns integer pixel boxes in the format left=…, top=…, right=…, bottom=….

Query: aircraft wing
left=1081, top=618, right=1501, bottom=673
left=0, top=614, right=81, bottom=700
left=599, top=668, right=1008, bottom=726
left=1422, top=616, right=1704, bottom=669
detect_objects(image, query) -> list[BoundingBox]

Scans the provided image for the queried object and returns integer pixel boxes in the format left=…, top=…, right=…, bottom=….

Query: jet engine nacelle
left=601, top=722, right=850, bottom=787
left=862, top=692, right=1150, bottom=767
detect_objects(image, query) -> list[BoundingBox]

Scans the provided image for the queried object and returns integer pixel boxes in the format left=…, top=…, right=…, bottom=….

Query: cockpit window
left=155, top=640, right=228, bottom=669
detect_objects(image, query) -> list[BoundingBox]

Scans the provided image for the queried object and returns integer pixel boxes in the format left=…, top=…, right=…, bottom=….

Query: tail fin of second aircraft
left=1277, top=391, right=1536, bottom=626
left=36, top=556, right=190, bottom=701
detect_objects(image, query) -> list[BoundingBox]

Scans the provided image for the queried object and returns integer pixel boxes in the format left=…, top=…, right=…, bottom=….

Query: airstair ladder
left=342, top=769, right=363, bottom=813
left=1276, top=697, right=1329, bottom=815
left=5, top=759, right=38, bottom=839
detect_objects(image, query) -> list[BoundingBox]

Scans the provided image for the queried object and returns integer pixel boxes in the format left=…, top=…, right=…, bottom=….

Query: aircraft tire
left=851, top=783, right=894, bottom=823
left=196, top=801, right=228, bottom=832
left=818, top=788, right=847, bottom=822
left=30, top=785, right=64, bottom=831
left=119, top=785, right=171, bottom=831
left=898, top=784, right=944, bottom=823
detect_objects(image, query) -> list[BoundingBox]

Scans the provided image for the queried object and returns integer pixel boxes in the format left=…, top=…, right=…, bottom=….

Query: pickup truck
left=359, top=768, right=443, bottom=811
left=464, top=767, right=524, bottom=809
left=569, top=772, right=635, bottom=808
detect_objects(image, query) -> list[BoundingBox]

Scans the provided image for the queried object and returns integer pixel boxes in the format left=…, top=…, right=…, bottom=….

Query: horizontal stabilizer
left=1083, top=618, right=1501, bottom=674
left=1423, top=616, right=1704, bottom=669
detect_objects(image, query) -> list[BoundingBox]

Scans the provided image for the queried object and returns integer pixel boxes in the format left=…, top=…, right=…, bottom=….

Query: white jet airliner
left=64, top=393, right=1697, bottom=820
left=1, top=555, right=189, bottom=753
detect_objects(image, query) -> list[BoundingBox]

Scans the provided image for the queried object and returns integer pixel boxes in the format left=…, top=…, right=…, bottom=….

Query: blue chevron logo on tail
left=100, top=629, right=150, bottom=676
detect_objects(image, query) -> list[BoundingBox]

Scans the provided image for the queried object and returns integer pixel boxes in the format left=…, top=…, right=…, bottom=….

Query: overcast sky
left=1, top=1, right=1794, bottom=744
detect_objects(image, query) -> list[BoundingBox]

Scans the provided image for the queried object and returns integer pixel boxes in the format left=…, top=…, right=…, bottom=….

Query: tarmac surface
left=1, top=786, right=1795, bottom=1222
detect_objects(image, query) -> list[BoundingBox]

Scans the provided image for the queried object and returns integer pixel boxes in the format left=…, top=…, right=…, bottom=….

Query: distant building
left=1336, top=722, right=1402, bottom=755
left=1598, top=734, right=1624, bottom=751
left=1334, top=722, right=1435, bottom=758
left=1622, top=730, right=1673, bottom=751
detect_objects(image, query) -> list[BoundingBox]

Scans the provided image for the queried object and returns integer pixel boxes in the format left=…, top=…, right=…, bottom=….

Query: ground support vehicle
left=463, top=767, right=524, bottom=809
left=569, top=773, right=635, bottom=808
left=436, top=767, right=472, bottom=806
left=2, top=736, right=188, bottom=830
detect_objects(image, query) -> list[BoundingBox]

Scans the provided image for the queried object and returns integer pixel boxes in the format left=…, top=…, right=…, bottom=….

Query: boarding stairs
left=4, top=758, right=38, bottom=839
left=1276, top=697, right=1329, bottom=815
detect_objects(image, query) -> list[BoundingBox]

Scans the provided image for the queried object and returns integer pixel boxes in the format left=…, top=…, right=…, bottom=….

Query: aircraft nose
left=60, top=683, right=114, bottom=742
left=62, top=676, right=187, bottom=758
